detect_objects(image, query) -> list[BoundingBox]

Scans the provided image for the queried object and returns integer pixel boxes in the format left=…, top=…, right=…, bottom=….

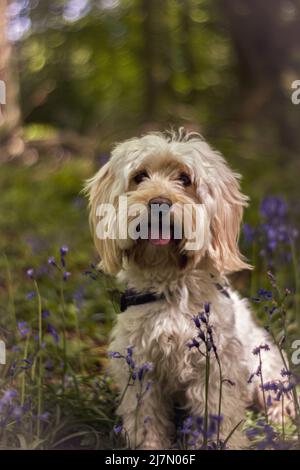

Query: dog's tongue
left=148, top=227, right=171, bottom=246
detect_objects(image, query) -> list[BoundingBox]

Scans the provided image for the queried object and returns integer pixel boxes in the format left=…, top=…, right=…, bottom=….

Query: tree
left=0, top=0, right=23, bottom=158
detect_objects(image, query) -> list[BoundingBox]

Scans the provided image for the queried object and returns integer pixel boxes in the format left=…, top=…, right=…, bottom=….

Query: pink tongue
left=148, top=228, right=171, bottom=246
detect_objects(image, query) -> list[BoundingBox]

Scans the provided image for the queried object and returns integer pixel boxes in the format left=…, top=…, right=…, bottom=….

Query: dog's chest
left=125, top=304, right=201, bottom=381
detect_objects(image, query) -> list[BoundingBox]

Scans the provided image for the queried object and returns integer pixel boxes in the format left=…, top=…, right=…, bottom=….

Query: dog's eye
left=133, top=171, right=149, bottom=184
left=178, top=172, right=192, bottom=186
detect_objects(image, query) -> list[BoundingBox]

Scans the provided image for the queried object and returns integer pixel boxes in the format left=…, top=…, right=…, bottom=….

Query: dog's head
left=85, top=131, right=251, bottom=276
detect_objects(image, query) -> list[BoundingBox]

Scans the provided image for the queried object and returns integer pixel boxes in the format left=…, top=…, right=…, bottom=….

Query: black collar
left=120, top=289, right=165, bottom=312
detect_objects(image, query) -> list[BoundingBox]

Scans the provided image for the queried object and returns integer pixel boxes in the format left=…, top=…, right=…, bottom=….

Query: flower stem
left=258, top=350, right=268, bottom=424
left=20, top=334, right=30, bottom=406
left=60, top=277, right=67, bottom=392
left=216, top=355, right=223, bottom=447
left=34, top=279, right=43, bottom=438
left=203, top=348, right=210, bottom=448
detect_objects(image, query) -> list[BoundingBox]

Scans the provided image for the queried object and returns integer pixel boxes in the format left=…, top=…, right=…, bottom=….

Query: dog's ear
left=85, top=162, right=122, bottom=275
left=207, top=161, right=252, bottom=274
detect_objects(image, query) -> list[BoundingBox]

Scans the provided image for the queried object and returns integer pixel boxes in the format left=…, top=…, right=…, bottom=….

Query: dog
left=85, top=130, right=286, bottom=449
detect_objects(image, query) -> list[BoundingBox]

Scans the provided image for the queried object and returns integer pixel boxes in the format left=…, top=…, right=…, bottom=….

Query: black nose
left=148, top=197, right=172, bottom=209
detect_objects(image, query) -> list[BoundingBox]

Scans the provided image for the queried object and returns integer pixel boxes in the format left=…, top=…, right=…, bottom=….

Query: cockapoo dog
left=85, top=130, right=285, bottom=449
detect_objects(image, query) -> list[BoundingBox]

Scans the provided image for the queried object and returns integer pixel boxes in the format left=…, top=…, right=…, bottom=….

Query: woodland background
left=0, top=0, right=300, bottom=449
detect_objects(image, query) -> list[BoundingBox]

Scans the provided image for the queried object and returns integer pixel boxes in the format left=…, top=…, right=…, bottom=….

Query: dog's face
left=86, top=132, right=251, bottom=276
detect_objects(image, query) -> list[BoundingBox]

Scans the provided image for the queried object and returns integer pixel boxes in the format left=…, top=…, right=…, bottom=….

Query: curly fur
left=85, top=130, right=284, bottom=449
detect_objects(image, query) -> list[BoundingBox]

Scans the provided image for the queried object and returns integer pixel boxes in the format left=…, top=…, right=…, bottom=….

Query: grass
left=0, top=155, right=299, bottom=449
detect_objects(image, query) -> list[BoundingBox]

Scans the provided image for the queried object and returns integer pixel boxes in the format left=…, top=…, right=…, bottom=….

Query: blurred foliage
left=0, top=0, right=300, bottom=450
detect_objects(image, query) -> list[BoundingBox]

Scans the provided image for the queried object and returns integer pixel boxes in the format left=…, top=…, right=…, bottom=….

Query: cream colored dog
left=86, top=130, right=284, bottom=449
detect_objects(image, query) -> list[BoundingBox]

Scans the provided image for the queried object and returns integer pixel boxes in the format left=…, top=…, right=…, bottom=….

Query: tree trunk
left=0, top=0, right=23, bottom=158
left=140, top=0, right=171, bottom=122
left=220, top=0, right=300, bottom=156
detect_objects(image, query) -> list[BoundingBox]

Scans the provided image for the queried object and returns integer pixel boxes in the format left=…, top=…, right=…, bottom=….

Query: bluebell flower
left=257, top=289, right=272, bottom=300
left=38, top=412, right=50, bottom=421
left=137, top=362, right=153, bottom=382
left=48, top=256, right=57, bottom=267
left=26, top=268, right=34, bottom=280
left=252, top=344, right=270, bottom=355
left=63, top=271, right=71, bottom=281
left=200, top=313, right=207, bottom=323
left=126, top=346, right=134, bottom=357
left=42, top=310, right=50, bottom=318
left=46, top=324, right=59, bottom=343
left=260, top=197, right=287, bottom=219
left=60, top=245, right=69, bottom=257
left=108, top=351, right=122, bottom=359
left=261, top=381, right=278, bottom=392
left=204, top=303, right=210, bottom=314
left=60, top=245, right=69, bottom=267
left=280, top=368, right=292, bottom=377
left=18, top=321, right=30, bottom=337
left=243, top=223, right=256, bottom=243
left=73, top=286, right=85, bottom=311
left=113, top=424, right=123, bottom=434
left=26, top=291, right=36, bottom=300
left=126, top=355, right=135, bottom=369
left=0, top=390, right=18, bottom=412
left=188, top=338, right=200, bottom=349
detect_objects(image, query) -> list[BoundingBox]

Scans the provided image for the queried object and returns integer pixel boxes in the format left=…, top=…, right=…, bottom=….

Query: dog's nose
left=148, top=197, right=172, bottom=209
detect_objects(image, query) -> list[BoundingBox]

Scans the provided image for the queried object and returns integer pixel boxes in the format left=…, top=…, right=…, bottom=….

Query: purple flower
left=63, top=271, right=71, bottom=281
left=261, top=381, right=278, bottom=392
left=46, top=324, right=59, bottom=343
left=60, top=245, right=69, bottom=257
left=252, top=347, right=260, bottom=356
left=113, top=424, right=123, bottom=434
left=280, top=368, right=292, bottom=377
left=252, top=344, right=270, bottom=355
left=243, top=223, right=256, bottom=243
left=42, top=310, right=50, bottom=318
left=26, top=291, right=36, bottom=300
left=38, top=412, right=50, bottom=421
left=26, top=268, right=34, bottom=280
left=18, top=321, right=30, bottom=337
left=126, top=355, right=135, bottom=369
left=204, top=303, right=210, bottom=314
left=188, top=338, right=199, bottom=349
left=108, top=351, right=122, bottom=359
left=60, top=245, right=69, bottom=267
left=2, top=390, right=18, bottom=402
left=257, top=289, right=272, bottom=300
left=266, top=395, right=272, bottom=407
left=260, top=197, right=287, bottom=219
left=138, top=362, right=153, bottom=382
left=48, top=256, right=57, bottom=266
left=0, top=390, right=18, bottom=411
left=73, top=286, right=85, bottom=311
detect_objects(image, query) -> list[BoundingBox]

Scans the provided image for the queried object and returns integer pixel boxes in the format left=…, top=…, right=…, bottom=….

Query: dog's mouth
left=147, top=223, right=173, bottom=246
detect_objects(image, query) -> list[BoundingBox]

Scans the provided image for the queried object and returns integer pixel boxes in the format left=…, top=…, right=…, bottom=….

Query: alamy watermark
left=0, top=80, right=6, bottom=120
left=95, top=197, right=207, bottom=250
left=0, top=80, right=6, bottom=105
left=0, top=340, right=6, bottom=365
left=291, top=80, right=300, bottom=104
